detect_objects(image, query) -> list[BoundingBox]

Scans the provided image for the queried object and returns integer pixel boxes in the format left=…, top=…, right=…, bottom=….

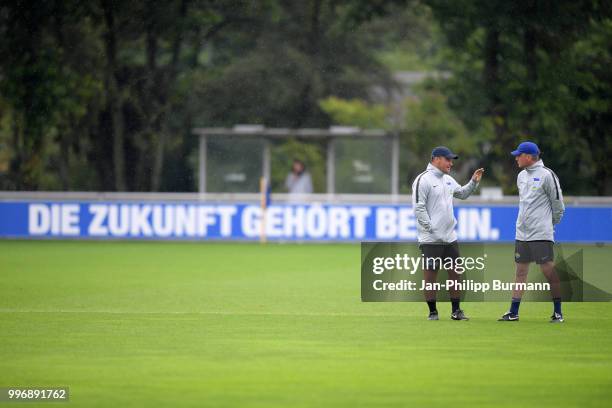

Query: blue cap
left=431, top=146, right=459, bottom=159
left=511, top=141, right=540, bottom=156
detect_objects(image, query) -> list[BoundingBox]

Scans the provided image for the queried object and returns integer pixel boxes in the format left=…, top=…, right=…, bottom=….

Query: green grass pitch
left=1, top=241, right=611, bottom=407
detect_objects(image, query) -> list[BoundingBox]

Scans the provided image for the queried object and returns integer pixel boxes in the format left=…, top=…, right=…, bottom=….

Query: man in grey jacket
left=499, top=141, right=566, bottom=323
left=412, top=146, right=484, bottom=320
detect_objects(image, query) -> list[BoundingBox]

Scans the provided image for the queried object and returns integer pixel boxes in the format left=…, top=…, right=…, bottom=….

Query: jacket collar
left=427, top=162, right=445, bottom=178
left=525, top=159, right=544, bottom=172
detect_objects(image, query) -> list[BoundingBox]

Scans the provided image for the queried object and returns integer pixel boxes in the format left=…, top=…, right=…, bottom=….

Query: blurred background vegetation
left=0, top=0, right=610, bottom=195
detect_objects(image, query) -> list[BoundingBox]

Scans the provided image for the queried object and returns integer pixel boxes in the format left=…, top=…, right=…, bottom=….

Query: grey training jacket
left=412, top=163, right=479, bottom=243
left=515, top=160, right=565, bottom=241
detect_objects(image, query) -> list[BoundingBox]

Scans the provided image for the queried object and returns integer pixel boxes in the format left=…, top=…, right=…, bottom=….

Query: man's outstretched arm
left=453, top=168, right=484, bottom=200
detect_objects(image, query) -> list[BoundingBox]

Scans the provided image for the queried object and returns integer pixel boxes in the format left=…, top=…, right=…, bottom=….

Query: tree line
left=0, top=0, right=610, bottom=195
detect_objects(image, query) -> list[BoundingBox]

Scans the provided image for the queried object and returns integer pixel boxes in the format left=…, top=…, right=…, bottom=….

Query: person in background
left=285, top=159, right=313, bottom=202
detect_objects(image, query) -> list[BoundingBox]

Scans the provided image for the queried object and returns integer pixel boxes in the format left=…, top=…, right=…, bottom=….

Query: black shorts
left=419, top=241, right=460, bottom=271
left=515, top=240, right=554, bottom=264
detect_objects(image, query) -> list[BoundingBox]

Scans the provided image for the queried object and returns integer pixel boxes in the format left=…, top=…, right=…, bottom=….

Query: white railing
left=0, top=191, right=611, bottom=206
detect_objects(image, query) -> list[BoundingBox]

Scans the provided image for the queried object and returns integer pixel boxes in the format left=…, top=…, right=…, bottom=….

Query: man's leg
left=448, top=242, right=460, bottom=313
left=512, top=262, right=531, bottom=298
left=530, top=240, right=563, bottom=321
left=421, top=244, right=442, bottom=319
left=500, top=240, right=531, bottom=320
left=540, top=261, right=561, bottom=298
left=447, top=267, right=468, bottom=320
left=540, top=261, right=563, bottom=319
left=446, top=242, right=468, bottom=320
left=447, top=267, right=461, bottom=311
left=424, top=269, right=438, bottom=315
left=509, top=262, right=530, bottom=315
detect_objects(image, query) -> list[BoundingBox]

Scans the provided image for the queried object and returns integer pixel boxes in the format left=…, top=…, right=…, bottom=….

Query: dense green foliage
left=0, top=0, right=610, bottom=194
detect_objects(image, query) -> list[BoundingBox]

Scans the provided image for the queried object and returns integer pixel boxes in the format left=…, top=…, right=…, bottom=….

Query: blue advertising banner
left=0, top=201, right=610, bottom=242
